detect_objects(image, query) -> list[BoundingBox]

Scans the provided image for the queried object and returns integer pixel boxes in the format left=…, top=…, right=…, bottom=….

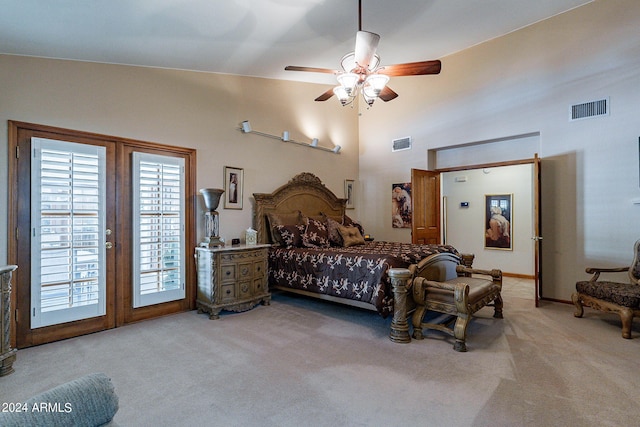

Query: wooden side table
left=195, top=245, right=270, bottom=319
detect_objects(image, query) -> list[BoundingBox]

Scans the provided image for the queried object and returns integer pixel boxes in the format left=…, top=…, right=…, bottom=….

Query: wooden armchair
left=572, top=239, right=640, bottom=339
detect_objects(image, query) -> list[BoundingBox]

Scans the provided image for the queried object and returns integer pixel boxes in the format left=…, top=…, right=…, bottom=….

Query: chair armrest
left=456, top=265, right=502, bottom=282
left=585, top=266, right=629, bottom=281
left=413, top=277, right=470, bottom=313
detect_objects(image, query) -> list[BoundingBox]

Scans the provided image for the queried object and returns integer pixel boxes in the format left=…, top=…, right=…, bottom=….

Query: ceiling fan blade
left=378, top=86, right=398, bottom=102
left=379, top=60, right=441, bottom=77
left=314, top=88, right=335, bottom=102
left=285, top=65, right=338, bottom=74
left=354, top=31, right=380, bottom=69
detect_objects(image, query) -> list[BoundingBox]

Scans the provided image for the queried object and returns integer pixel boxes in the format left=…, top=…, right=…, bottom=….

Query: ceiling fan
left=285, top=0, right=441, bottom=107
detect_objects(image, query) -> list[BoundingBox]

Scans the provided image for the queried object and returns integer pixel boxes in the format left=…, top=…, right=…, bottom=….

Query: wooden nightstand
left=195, top=244, right=271, bottom=319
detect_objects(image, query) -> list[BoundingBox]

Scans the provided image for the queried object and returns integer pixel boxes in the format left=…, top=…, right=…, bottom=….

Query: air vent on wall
left=570, top=98, right=609, bottom=121
left=392, top=136, right=412, bottom=152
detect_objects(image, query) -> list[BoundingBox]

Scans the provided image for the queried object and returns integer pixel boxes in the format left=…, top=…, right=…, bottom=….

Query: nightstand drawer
left=253, top=260, right=265, bottom=277
left=220, top=283, right=236, bottom=301
left=220, top=264, right=236, bottom=281
left=238, top=280, right=252, bottom=298
left=238, top=262, right=253, bottom=280
left=253, top=277, right=266, bottom=295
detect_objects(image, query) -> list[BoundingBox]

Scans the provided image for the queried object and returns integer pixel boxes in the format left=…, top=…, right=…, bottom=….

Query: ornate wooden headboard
left=253, top=172, right=346, bottom=244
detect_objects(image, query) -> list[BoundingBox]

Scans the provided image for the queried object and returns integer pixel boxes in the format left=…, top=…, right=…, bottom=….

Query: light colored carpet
left=2, top=278, right=639, bottom=426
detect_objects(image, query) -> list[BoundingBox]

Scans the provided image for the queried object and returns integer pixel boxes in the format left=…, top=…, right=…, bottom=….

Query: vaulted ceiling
left=0, top=0, right=592, bottom=85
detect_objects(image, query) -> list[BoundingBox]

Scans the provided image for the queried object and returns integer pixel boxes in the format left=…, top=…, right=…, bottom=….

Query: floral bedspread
left=268, top=241, right=459, bottom=317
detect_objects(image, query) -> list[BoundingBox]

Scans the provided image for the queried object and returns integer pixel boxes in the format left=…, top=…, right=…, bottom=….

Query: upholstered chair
left=572, top=239, right=640, bottom=338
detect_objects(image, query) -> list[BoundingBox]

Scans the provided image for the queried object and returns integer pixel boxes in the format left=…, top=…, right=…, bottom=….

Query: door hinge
left=15, top=146, right=19, bottom=159
left=15, top=309, right=18, bottom=323
left=15, top=228, right=19, bottom=240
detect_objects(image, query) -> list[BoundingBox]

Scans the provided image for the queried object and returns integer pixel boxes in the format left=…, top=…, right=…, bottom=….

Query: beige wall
left=442, top=164, right=535, bottom=277
left=358, top=0, right=640, bottom=300
left=2, top=0, right=640, bottom=302
left=0, top=56, right=358, bottom=260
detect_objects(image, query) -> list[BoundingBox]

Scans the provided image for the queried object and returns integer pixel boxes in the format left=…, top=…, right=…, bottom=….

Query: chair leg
left=412, top=306, right=426, bottom=340
left=493, top=294, right=504, bottom=319
left=571, top=292, right=584, bottom=318
left=620, top=308, right=633, bottom=339
left=452, top=315, right=469, bottom=352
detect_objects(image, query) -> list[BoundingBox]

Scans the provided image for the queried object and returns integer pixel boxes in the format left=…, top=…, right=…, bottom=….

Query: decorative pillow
left=325, top=217, right=344, bottom=247
left=267, top=211, right=303, bottom=245
left=343, top=214, right=364, bottom=237
left=338, top=224, right=365, bottom=247
left=302, top=218, right=331, bottom=248
left=275, top=224, right=305, bottom=248
left=320, top=211, right=343, bottom=224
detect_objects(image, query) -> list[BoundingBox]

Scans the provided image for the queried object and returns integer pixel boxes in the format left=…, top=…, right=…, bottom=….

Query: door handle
left=106, top=242, right=114, bottom=249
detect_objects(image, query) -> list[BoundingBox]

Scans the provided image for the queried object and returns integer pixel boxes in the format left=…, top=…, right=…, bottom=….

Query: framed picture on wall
left=392, top=183, right=412, bottom=228
left=485, top=194, right=512, bottom=250
left=344, top=179, right=355, bottom=209
left=224, top=166, right=243, bottom=209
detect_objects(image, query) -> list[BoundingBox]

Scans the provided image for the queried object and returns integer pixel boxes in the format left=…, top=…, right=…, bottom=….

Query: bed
left=253, top=172, right=467, bottom=342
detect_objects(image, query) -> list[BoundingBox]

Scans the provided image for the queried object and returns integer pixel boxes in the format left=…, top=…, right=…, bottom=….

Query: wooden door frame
left=7, top=121, right=197, bottom=348
left=115, top=143, right=197, bottom=325
left=437, top=156, right=541, bottom=298
left=8, top=122, right=119, bottom=347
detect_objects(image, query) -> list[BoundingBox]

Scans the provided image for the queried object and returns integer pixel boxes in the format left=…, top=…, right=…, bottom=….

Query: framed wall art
left=344, top=179, right=355, bottom=209
left=392, top=182, right=412, bottom=228
left=485, top=194, right=512, bottom=250
left=224, top=166, right=243, bottom=209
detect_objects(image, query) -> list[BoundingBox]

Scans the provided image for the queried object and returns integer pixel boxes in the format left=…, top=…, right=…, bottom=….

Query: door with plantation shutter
left=132, top=152, right=186, bottom=308
left=9, top=121, right=196, bottom=348
left=30, top=138, right=110, bottom=328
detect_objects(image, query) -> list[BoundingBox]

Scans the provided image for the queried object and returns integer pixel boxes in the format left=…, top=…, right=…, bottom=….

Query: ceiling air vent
left=392, top=136, right=412, bottom=152
left=570, top=98, right=609, bottom=121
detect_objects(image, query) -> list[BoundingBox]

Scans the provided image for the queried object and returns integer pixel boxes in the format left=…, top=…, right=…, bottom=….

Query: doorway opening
left=429, top=132, right=541, bottom=303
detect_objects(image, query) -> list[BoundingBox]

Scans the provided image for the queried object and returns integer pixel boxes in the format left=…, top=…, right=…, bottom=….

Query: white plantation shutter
left=31, top=138, right=107, bottom=328
left=132, top=152, right=186, bottom=307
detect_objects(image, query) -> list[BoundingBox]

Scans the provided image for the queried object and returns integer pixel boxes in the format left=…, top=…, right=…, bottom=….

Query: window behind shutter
left=132, top=152, right=186, bottom=308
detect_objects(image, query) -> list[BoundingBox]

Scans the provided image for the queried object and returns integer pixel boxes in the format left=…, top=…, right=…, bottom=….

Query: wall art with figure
left=485, top=194, right=512, bottom=250
left=392, top=183, right=412, bottom=228
left=224, top=166, right=243, bottom=209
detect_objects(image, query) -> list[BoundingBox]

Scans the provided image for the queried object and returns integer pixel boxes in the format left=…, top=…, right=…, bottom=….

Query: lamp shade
left=337, top=72, right=359, bottom=95
left=199, top=188, right=225, bottom=211
left=364, top=74, right=389, bottom=95
left=333, top=86, right=351, bottom=105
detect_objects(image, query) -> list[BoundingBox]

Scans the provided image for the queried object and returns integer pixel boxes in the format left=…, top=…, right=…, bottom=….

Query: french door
left=30, top=137, right=111, bottom=329
left=8, top=121, right=196, bottom=348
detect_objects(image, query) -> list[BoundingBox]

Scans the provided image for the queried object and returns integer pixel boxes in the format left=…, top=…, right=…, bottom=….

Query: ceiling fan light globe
left=365, top=74, right=389, bottom=92
left=333, top=86, right=352, bottom=106
left=337, top=73, right=359, bottom=94
left=362, top=90, right=376, bottom=107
